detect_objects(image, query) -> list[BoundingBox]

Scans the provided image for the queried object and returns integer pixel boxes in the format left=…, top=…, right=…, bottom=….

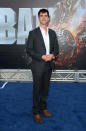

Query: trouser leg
left=32, top=72, right=43, bottom=114
left=39, top=67, right=52, bottom=110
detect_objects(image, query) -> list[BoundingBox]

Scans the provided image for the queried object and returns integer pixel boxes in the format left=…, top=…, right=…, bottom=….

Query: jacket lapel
left=37, top=27, right=51, bottom=54
left=37, top=27, right=46, bottom=52
left=48, top=29, right=51, bottom=53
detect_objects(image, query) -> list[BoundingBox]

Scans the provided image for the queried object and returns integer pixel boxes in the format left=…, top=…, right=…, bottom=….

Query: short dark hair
left=38, top=9, right=49, bottom=17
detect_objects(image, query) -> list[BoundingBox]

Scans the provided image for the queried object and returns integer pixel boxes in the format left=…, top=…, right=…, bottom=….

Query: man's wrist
left=52, top=55, right=55, bottom=60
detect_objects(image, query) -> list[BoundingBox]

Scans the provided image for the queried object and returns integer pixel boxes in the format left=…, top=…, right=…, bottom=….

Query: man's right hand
left=42, top=55, right=47, bottom=61
left=42, top=54, right=54, bottom=62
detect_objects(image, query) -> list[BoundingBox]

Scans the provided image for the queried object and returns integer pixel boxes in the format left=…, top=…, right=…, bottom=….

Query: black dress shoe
left=33, top=114, right=43, bottom=123
left=40, top=109, right=52, bottom=117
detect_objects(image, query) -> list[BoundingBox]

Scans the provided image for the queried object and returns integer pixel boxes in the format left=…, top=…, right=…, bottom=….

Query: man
left=26, top=9, right=59, bottom=123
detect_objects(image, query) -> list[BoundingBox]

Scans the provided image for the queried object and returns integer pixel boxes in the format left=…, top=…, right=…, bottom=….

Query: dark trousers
left=31, top=62, right=52, bottom=114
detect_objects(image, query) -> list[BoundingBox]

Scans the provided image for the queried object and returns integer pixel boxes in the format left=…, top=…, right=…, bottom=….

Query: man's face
left=38, top=12, right=50, bottom=26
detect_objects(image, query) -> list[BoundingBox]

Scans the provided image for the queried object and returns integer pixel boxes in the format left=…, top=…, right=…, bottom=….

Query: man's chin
left=42, top=23, right=48, bottom=26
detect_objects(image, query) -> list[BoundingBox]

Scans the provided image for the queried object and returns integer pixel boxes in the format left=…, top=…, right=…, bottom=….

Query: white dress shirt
left=40, top=27, right=50, bottom=55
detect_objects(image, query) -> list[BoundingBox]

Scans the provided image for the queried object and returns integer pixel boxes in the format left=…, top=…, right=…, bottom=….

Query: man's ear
left=48, top=16, right=50, bottom=25
left=47, top=16, right=50, bottom=23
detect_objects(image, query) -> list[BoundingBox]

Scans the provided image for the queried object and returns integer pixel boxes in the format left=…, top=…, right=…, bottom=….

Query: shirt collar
left=40, top=26, right=49, bottom=34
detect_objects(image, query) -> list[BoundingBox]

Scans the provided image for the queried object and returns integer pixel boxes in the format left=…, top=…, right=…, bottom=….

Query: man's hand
left=42, top=55, right=47, bottom=61
left=42, top=54, right=54, bottom=62
left=46, top=54, right=54, bottom=61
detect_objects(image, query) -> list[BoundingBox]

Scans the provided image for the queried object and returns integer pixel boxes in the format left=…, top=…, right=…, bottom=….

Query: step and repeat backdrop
left=0, top=0, right=86, bottom=69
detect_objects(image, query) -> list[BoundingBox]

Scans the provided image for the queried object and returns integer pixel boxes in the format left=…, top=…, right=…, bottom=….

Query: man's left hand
left=46, top=54, right=54, bottom=61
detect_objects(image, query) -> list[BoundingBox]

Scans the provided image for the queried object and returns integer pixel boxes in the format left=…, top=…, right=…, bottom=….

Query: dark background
left=0, top=0, right=59, bottom=69
left=0, top=0, right=86, bottom=69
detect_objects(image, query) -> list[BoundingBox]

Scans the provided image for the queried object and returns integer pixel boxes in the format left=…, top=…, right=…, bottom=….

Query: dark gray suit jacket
left=26, top=27, right=59, bottom=72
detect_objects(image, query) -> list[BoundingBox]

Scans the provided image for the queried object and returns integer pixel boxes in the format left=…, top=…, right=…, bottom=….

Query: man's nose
left=42, top=16, right=46, bottom=19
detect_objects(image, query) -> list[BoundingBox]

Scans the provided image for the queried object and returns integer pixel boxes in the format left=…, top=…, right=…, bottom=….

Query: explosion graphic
left=49, top=0, right=86, bottom=69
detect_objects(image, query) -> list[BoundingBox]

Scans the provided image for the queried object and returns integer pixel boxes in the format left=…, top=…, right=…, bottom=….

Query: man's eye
left=40, top=15, right=48, bottom=17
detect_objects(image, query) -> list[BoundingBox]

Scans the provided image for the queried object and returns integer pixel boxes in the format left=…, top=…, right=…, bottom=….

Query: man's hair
left=38, top=9, right=49, bottom=17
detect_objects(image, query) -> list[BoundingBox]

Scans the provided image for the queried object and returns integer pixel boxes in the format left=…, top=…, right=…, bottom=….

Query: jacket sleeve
left=26, top=31, right=42, bottom=61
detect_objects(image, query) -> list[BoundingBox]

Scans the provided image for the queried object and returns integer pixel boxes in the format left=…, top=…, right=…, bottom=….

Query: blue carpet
left=0, top=82, right=86, bottom=131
